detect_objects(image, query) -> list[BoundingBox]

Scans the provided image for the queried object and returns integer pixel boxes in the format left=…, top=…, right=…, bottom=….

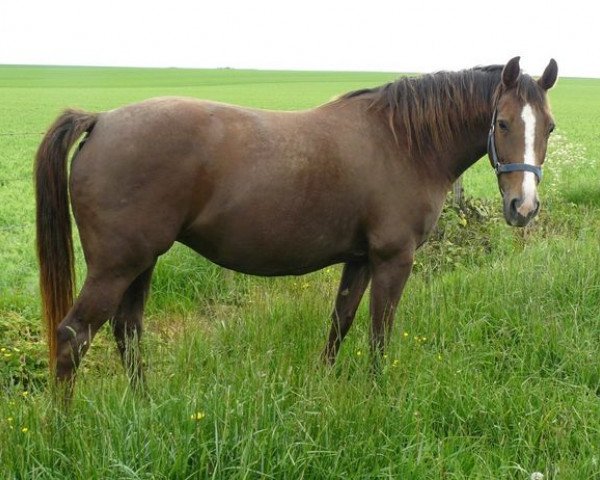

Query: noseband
left=487, top=109, right=543, bottom=182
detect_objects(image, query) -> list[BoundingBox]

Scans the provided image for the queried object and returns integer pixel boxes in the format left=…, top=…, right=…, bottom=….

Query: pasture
left=1, top=65, right=599, bottom=479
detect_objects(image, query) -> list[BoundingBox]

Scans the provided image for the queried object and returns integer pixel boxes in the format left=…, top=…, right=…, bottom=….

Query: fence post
left=451, top=176, right=465, bottom=210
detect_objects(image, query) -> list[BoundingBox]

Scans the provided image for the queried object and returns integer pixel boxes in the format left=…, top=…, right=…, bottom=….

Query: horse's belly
left=178, top=211, right=366, bottom=276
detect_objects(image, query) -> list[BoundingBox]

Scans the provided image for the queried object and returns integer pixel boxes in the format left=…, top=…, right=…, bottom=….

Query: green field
left=1, top=66, right=599, bottom=479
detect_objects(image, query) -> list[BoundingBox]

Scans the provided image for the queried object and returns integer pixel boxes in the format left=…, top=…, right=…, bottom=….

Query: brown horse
left=35, top=57, right=557, bottom=393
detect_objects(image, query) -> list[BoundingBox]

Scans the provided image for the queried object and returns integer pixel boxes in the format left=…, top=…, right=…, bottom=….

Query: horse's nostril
left=509, top=198, right=519, bottom=216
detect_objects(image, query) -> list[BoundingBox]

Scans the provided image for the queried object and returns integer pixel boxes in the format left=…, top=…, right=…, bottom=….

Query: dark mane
left=339, top=65, right=544, bottom=153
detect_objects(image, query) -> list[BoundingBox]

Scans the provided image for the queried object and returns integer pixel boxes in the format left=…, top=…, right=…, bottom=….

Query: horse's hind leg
left=321, top=261, right=370, bottom=365
left=55, top=262, right=151, bottom=391
left=110, top=263, right=155, bottom=391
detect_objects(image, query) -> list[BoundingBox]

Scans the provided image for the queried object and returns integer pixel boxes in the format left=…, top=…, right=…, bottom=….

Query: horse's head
left=489, top=56, right=558, bottom=227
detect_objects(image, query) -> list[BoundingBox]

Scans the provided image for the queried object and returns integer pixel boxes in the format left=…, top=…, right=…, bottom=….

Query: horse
left=35, top=57, right=558, bottom=395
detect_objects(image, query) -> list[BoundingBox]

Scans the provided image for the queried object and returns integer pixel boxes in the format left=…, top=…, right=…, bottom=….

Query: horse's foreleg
left=110, top=263, right=155, bottom=392
left=321, top=261, right=370, bottom=365
left=368, top=249, right=414, bottom=361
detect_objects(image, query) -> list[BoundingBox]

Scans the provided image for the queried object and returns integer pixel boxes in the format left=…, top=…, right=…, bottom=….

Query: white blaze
left=519, top=104, right=538, bottom=215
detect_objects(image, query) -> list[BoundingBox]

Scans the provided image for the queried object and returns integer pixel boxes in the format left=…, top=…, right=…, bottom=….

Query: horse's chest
left=391, top=191, right=446, bottom=246
left=415, top=196, right=446, bottom=245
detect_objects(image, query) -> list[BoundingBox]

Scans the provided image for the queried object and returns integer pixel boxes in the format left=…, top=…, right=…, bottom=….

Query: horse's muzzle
left=504, top=196, right=540, bottom=227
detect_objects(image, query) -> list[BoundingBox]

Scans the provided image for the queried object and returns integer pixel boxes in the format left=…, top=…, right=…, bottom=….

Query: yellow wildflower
left=21, top=427, right=28, bottom=433
left=190, top=412, right=205, bottom=421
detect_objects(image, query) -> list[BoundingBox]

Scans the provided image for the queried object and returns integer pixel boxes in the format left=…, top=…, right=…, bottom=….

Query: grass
left=1, top=66, right=599, bottom=479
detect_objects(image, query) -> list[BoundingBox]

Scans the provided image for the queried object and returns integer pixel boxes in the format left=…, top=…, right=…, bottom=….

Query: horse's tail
left=35, top=109, right=98, bottom=372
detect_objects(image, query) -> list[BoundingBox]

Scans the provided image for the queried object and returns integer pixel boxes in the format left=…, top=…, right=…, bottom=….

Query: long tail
left=35, top=109, right=98, bottom=372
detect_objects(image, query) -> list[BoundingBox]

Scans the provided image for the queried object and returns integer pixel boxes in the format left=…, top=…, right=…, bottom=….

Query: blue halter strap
left=487, top=109, right=543, bottom=183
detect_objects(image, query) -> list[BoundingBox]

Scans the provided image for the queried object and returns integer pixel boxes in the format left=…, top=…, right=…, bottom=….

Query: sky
left=1, top=0, right=598, bottom=78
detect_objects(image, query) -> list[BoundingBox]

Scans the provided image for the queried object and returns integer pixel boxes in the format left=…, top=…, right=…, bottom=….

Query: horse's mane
left=338, top=65, right=545, bottom=153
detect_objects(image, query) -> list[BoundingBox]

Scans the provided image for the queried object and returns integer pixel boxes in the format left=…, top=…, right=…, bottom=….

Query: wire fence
left=0, top=132, right=44, bottom=137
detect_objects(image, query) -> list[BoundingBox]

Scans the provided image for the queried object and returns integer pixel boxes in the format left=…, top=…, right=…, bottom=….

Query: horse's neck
left=329, top=85, right=496, bottom=183
left=443, top=77, right=500, bottom=181
left=417, top=74, right=500, bottom=183
left=444, top=120, right=491, bottom=181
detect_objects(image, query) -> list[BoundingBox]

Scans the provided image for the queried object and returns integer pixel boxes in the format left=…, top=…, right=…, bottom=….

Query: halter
left=487, top=109, right=543, bottom=183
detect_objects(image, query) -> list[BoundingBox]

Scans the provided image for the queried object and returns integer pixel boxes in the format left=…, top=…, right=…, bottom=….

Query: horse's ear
left=502, top=56, right=521, bottom=88
left=538, top=58, right=558, bottom=90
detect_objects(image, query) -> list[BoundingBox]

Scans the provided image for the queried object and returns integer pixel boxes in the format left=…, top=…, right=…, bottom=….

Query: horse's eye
left=548, top=123, right=555, bottom=135
left=498, top=120, right=509, bottom=132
